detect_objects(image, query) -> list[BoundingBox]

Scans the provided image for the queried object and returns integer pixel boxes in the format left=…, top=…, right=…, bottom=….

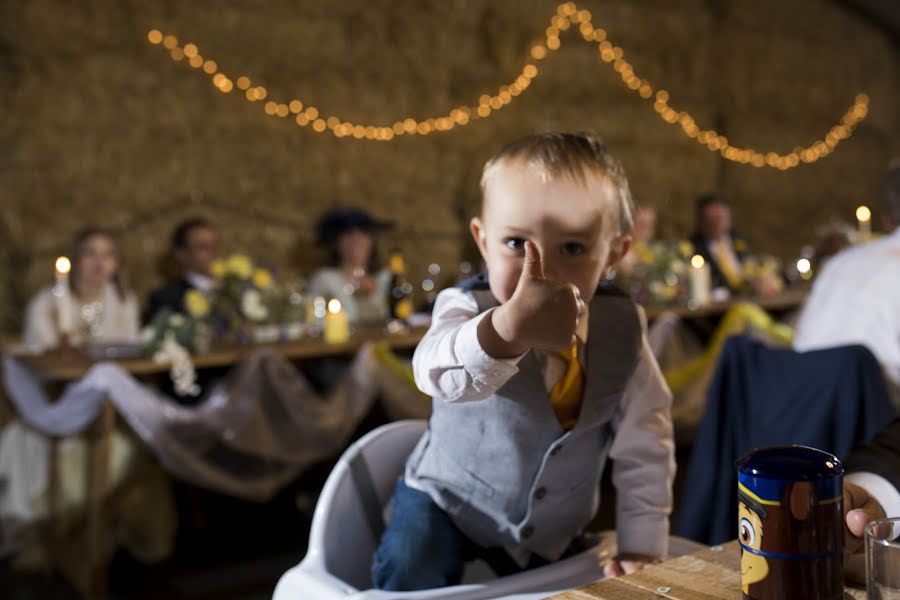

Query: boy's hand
left=603, top=553, right=660, bottom=578
left=491, top=241, right=584, bottom=354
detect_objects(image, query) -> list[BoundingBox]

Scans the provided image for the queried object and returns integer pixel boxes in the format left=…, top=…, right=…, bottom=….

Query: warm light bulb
left=856, top=205, right=871, bottom=222
left=55, top=256, right=71, bottom=274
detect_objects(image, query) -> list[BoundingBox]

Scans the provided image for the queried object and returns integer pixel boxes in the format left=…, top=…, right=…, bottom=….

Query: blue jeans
left=371, top=478, right=549, bottom=591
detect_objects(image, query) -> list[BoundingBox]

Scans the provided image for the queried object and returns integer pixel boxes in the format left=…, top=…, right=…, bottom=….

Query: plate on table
left=85, top=343, right=146, bottom=360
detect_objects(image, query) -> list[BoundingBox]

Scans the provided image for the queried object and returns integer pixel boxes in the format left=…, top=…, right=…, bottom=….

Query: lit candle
left=54, top=256, right=74, bottom=336
left=856, top=205, right=871, bottom=241
left=796, top=258, right=813, bottom=281
left=323, top=298, right=350, bottom=344
left=689, top=255, right=711, bottom=306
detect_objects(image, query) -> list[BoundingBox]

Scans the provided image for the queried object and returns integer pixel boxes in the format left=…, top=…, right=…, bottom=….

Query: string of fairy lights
left=147, top=1, right=869, bottom=170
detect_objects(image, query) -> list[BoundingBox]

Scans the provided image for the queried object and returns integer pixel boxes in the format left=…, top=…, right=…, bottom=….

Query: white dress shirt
left=794, top=229, right=900, bottom=388
left=185, top=270, right=216, bottom=292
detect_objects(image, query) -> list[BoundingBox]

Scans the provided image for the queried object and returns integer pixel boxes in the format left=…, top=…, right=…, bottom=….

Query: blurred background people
left=24, top=227, right=138, bottom=352
left=145, top=217, right=221, bottom=322
left=689, top=193, right=750, bottom=293
left=616, top=206, right=657, bottom=279
left=794, top=163, right=900, bottom=401
left=308, top=207, right=394, bottom=323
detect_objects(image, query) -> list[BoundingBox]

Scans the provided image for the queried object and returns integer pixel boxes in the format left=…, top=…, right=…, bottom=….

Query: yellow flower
left=634, top=243, right=654, bottom=264
left=678, top=241, right=694, bottom=258
left=184, top=289, right=210, bottom=318
left=252, top=268, right=273, bottom=289
left=210, top=259, right=226, bottom=279
left=226, top=254, right=253, bottom=279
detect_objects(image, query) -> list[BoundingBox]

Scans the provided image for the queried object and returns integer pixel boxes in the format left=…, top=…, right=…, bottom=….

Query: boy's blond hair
left=480, top=131, right=635, bottom=234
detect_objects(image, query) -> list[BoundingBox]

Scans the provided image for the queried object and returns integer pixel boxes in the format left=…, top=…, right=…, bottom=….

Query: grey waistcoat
left=405, top=286, right=642, bottom=561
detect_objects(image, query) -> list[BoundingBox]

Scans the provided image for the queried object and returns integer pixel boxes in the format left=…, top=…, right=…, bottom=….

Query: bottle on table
left=388, top=249, right=414, bottom=322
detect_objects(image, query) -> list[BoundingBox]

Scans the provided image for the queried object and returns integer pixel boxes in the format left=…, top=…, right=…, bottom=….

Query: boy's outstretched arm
left=606, top=320, right=675, bottom=577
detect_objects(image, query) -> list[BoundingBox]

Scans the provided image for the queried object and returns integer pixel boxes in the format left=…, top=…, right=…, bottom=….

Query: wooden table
left=643, top=288, right=808, bottom=321
left=7, top=324, right=427, bottom=600
left=15, top=324, right=429, bottom=382
left=548, top=541, right=864, bottom=599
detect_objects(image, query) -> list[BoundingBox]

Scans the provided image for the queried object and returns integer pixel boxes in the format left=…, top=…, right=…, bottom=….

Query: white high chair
left=273, top=419, right=702, bottom=599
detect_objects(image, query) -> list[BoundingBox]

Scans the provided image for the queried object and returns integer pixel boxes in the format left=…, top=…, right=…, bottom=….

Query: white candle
left=323, top=298, right=350, bottom=344
left=54, top=256, right=74, bottom=336
left=689, top=255, right=711, bottom=306
left=856, top=205, right=871, bottom=241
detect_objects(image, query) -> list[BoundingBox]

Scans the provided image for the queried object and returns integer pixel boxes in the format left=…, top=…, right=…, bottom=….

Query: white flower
left=140, top=326, right=156, bottom=344
left=670, top=259, right=687, bottom=275
left=241, top=289, right=269, bottom=322
left=152, top=332, right=200, bottom=397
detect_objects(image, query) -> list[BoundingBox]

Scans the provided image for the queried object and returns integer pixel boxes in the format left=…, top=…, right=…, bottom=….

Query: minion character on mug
left=736, top=446, right=843, bottom=600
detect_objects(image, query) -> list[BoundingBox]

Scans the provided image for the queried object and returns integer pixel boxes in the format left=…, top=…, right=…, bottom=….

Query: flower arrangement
left=741, top=255, right=785, bottom=296
left=625, top=241, right=692, bottom=305
left=186, top=254, right=276, bottom=343
left=142, top=253, right=279, bottom=397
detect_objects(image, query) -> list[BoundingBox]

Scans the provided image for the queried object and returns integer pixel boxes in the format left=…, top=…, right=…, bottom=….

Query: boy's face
left=471, top=159, right=630, bottom=304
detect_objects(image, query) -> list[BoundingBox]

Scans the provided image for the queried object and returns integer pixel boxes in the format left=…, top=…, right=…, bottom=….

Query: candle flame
left=796, top=258, right=811, bottom=274
left=327, top=298, right=342, bottom=314
left=856, top=205, right=871, bottom=222
left=55, top=256, right=71, bottom=274
left=690, top=255, right=705, bottom=269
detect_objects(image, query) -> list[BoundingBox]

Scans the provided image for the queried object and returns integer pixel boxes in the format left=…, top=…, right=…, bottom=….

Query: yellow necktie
left=713, top=241, right=742, bottom=290
left=549, top=344, right=585, bottom=430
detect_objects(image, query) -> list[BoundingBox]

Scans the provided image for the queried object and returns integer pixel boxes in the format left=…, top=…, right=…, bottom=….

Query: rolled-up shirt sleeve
left=609, top=312, right=676, bottom=558
left=412, top=288, right=523, bottom=402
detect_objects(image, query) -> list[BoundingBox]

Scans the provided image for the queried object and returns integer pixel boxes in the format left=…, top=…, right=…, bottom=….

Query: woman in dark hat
left=308, top=207, right=394, bottom=323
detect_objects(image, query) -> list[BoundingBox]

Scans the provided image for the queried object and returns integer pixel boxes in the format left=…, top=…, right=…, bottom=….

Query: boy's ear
left=605, top=233, right=632, bottom=270
left=470, top=217, right=489, bottom=259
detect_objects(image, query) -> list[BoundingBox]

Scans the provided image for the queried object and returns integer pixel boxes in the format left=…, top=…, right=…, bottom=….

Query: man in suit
left=145, top=217, right=221, bottom=322
left=689, top=193, right=750, bottom=292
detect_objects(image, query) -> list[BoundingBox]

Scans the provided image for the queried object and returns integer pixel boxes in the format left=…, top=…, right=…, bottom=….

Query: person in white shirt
left=371, top=132, right=674, bottom=591
left=144, top=217, right=221, bottom=322
left=794, top=164, right=900, bottom=392
left=307, top=207, right=393, bottom=323
left=24, top=228, right=139, bottom=352
left=4, top=228, right=175, bottom=569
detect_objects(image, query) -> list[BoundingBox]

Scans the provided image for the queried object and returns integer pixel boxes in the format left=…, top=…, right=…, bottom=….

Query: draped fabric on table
left=648, top=303, right=795, bottom=443
left=1, top=343, right=430, bottom=503
left=678, top=335, right=896, bottom=545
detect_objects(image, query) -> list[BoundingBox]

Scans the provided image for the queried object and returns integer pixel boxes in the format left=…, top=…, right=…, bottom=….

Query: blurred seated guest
left=616, top=205, right=656, bottom=279
left=3, top=229, right=175, bottom=579
left=795, top=163, right=900, bottom=394
left=813, top=220, right=856, bottom=268
left=24, top=228, right=139, bottom=352
left=145, top=217, right=221, bottom=322
left=689, top=192, right=750, bottom=292
left=308, top=207, right=393, bottom=323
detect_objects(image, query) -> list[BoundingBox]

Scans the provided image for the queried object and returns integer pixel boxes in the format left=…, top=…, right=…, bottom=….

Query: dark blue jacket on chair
left=678, top=335, right=895, bottom=545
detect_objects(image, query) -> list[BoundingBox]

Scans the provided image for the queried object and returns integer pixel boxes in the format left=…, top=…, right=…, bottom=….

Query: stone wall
left=1, top=0, right=898, bottom=334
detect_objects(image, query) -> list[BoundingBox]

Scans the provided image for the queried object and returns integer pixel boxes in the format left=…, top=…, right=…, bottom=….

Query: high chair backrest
left=308, top=419, right=427, bottom=590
